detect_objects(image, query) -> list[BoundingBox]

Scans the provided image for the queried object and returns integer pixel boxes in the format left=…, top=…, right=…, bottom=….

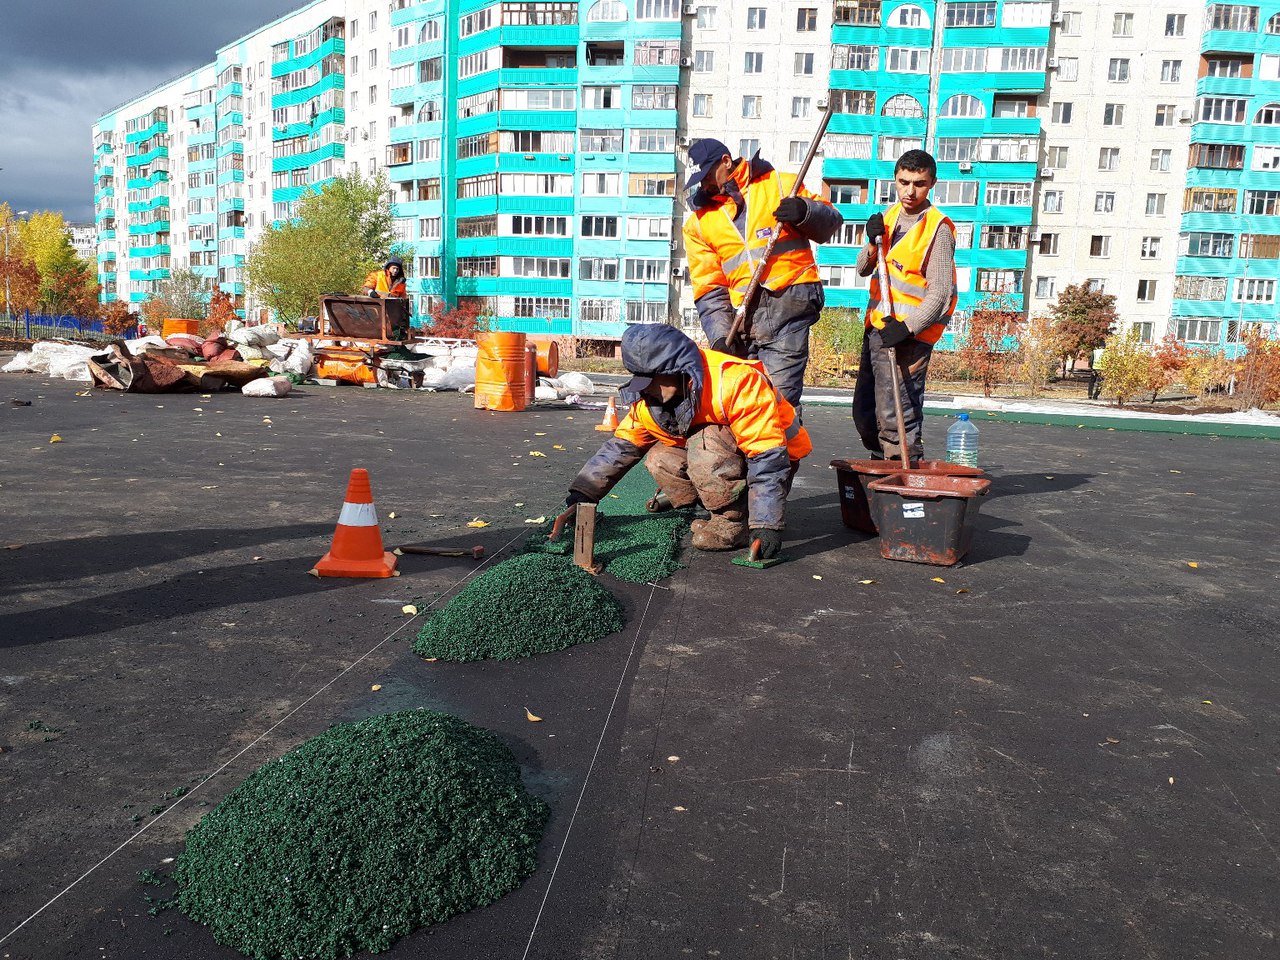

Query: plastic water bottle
left=946, top=413, right=979, bottom=468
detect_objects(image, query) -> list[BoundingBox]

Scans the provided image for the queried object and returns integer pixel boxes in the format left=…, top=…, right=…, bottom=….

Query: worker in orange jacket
left=564, top=324, right=811, bottom=558
left=682, top=139, right=843, bottom=416
left=854, top=150, right=958, bottom=462
left=362, top=256, right=407, bottom=298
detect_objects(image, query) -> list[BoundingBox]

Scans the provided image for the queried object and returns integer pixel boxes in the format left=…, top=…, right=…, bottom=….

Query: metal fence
left=0, top=311, right=129, bottom=342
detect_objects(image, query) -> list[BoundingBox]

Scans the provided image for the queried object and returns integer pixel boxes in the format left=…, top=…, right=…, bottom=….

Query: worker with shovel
left=682, top=138, right=843, bottom=416
left=854, top=149, right=957, bottom=463
left=362, top=255, right=408, bottom=299
left=559, top=324, right=811, bottom=559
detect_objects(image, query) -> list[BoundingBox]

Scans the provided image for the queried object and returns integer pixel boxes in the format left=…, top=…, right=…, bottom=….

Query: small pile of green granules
left=413, top=553, right=626, bottom=662
left=174, top=710, right=548, bottom=960
left=525, top=468, right=692, bottom=583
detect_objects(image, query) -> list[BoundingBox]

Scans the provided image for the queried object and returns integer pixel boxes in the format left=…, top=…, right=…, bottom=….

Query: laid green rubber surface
left=414, top=553, right=626, bottom=662
left=174, top=710, right=548, bottom=960
left=525, top=469, right=693, bottom=583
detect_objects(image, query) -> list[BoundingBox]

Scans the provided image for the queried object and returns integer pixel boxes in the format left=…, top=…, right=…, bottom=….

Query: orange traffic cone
left=595, top=397, right=621, bottom=432
left=311, top=468, right=398, bottom=578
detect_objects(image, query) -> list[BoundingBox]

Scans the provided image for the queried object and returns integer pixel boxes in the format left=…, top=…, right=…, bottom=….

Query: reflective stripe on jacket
left=865, top=203, right=957, bottom=346
left=363, top=269, right=407, bottom=298
left=684, top=166, right=830, bottom=308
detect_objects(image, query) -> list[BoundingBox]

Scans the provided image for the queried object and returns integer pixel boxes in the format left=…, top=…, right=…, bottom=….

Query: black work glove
left=878, top=316, right=913, bottom=349
left=565, top=490, right=596, bottom=508
left=711, top=335, right=748, bottom=358
left=751, top=529, right=784, bottom=560
left=773, top=197, right=807, bottom=225
left=865, top=212, right=885, bottom=244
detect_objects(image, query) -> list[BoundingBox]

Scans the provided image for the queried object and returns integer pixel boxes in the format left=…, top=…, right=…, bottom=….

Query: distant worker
left=561, top=324, right=811, bottom=559
left=362, top=256, right=407, bottom=299
left=682, top=139, right=843, bottom=416
left=854, top=149, right=957, bottom=463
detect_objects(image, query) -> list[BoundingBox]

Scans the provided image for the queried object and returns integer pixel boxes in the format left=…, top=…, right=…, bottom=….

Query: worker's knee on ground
left=687, top=425, right=747, bottom=512
left=644, top=446, right=699, bottom=508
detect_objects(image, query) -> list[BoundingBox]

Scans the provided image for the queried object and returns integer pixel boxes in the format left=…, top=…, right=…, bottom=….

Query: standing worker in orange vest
left=854, top=150, right=957, bottom=463
left=562, top=324, right=811, bottom=557
left=682, top=139, right=843, bottom=417
left=362, top=256, right=408, bottom=299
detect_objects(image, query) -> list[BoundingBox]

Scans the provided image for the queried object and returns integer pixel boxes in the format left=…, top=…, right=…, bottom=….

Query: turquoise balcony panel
left=128, top=268, right=171, bottom=282
left=126, top=174, right=170, bottom=191
left=125, top=121, right=168, bottom=144
left=279, top=109, right=345, bottom=139
left=873, top=116, right=929, bottom=138
left=126, top=146, right=170, bottom=167
left=271, top=37, right=345, bottom=78
left=271, top=72, right=344, bottom=109
left=496, top=109, right=576, bottom=131
left=455, top=237, right=572, bottom=258
left=493, top=24, right=578, bottom=47
left=622, top=196, right=678, bottom=215
left=128, top=220, right=171, bottom=236
left=966, top=248, right=1030, bottom=270
left=492, top=195, right=575, bottom=215
left=833, top=25, right=931, bottom=46
left=940, top=27, right=1049, bottom=46
left=486, top=316, right=577, bottom=335
left=828, top=113, right=890, bottom=137
left=982, top=72, right=1047, bottom=94
left=126, top=243, right=171, bottom=258
left=128, top=292, right=149, bottom=303
left=1196, top=76, right=1258, bottom=98
left=579, top=20, right=631, bottom=41
left=100, top=229, right=116, bottom=241
left=495, top=67, right=577, bottom=89
left=454, top=155, right=500, bottom=179
left=270, top=142, right=345, bottom=173
left=127, top=196, right=170, bottom=213
left=217, top=169, right=246, bottom=186
left=1201, top=29, right=1267, bottom=56
left=218, top=197, right=246, bottom=213
left=976, top=204, right=1034, bottom=227
left=215, top=111, right=244, bottom=131
left=495, top=155, right=577, bottom=173
left=577, top=63, right=678, bottom=86
left=218, top=254, right=245, bottom=269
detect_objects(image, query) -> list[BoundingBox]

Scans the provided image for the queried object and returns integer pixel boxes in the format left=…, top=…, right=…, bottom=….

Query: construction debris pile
left=414, top=553, right=626, bottom=662
left=175, top=709, right=548, bottom=960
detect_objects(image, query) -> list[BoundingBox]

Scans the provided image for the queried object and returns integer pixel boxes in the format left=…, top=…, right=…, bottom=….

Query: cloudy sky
left=0, top=1, right=304, bottom=223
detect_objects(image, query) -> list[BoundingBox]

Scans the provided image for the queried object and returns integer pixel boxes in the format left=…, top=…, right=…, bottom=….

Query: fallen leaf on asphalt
left=388, top=512, right=396, bottom=519
left=667, top=756, right=680, bottom=762
left=371, top=684, right=382, bottom=692
left=553, top=444, right=566, bottom=451
left=467, top=519, right=490, bottom=528
left=858, top=579, right=877, bottom=585
left=402, top=604, right=418, bottom=615
left=4, top=544, right=23, bottom=550
left=49, top=434, right=62, bottom=443
left=514, top=502, right=525, bottom=508
left=525, top=516, right=547, bottom=524
left=931, top=577, right=946, bottom=583
left=534, top=432, right=547, bottom=436
left=524, top=707, right=542, bottom=722
left=423, top=657, right=438, bottom=662
left=673, top=806, right=687, bottom=812
left=813, top=575, right=823, bottom=580
left=1169, top=777, right=1175, bottom=785
left=307, top=569, right=320, bottom=578
left=1202, top=700, right=1212, bottom=705
left=956, top=588, right=970, bottom=594
left=1044, top=475, right=1054, bottom=480
left=529, top=451, right=547, bottom=458
left=1170, top=469, right=1183, bottom=474
left=1187, top=562, right=1199, bottom=568
left=252, top=556, right=263, bottom=561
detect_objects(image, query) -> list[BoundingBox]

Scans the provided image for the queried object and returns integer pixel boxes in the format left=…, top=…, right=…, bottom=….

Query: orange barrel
left=163, top=318, right=201, bottom=338
left=526, top=336, right=560, bottom=378
left=474, top=331, right=529, bottom=411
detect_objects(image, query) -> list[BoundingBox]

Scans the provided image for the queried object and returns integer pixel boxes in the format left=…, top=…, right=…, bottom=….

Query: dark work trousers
left=739, top=282, right=825, bottom=419
left=643, top=424, right=747, bottom=515
left=852, top=329, right=934, bottom=462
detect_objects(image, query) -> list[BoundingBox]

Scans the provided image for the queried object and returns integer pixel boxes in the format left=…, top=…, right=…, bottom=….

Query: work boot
left=690, top=514, right=748, bottom=551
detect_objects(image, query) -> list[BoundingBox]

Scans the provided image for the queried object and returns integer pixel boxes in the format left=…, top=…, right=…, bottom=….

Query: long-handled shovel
left=872, top=246, right=913, bottom=473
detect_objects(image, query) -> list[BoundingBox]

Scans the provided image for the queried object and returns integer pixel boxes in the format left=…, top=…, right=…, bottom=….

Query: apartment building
left=92, top=0, right=1280, bottom=350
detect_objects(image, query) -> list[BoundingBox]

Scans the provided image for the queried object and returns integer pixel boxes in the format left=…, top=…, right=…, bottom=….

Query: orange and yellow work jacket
left=362, top=268, right=407, bottom=298
left=865, top=202, right=958, bottom=346
left=684, top=160, right=832, bottom=309
left=576, top=350, right=810, bottom=529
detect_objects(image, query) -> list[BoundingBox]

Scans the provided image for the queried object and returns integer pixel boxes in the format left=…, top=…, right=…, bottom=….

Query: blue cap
left=958, top=413, right=970, bottom=420
left=684, top=138, right=732, bottom=190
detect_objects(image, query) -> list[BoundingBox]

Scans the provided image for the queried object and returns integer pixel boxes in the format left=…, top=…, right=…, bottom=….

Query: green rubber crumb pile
left=525, top=468, right=692, bottom=583
left=413, top=553, right=626, bottom=662
left=174, top=710, right=548, bottom=960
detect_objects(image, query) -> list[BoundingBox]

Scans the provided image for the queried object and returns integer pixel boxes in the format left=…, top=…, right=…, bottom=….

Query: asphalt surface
left=0, top=377, right=1277, bottom=960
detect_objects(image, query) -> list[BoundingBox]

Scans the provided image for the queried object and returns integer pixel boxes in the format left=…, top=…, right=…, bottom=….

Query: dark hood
left=687, top=151, right=776, bottom=211
left=618, top=324, right=705, bottom=436
left=385, top=256, right=404, bottom=270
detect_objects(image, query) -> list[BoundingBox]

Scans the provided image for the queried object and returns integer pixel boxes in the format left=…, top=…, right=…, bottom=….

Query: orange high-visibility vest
left=615, top=351, right=812, bottom=462
left=684, top=165, right=826, bottom=308
left=866, top=203, right=957, bottom=346
left=363, top=268, right=407, bottom=298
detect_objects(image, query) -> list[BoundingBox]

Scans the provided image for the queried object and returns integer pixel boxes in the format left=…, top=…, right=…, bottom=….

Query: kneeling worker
left=562, top=324, right=811, bottom=559
left=363, top=256, right=408, bottom=299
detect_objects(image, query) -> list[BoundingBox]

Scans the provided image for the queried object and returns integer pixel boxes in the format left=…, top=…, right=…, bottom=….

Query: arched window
left=881, top=94, right=924, bottom=118
left=587, top=0, right=628, bottom=21
left=892, top=4, right=931, bottom=28
left=418, top=20, right=440, bottom=43
left=939, top=94, right=985, bottom=118
left=418, top=101, right=438, bottom=123
left=1257, top=103, right=1280, bottom=125
left=1268, top=13, right=1280, bottom=33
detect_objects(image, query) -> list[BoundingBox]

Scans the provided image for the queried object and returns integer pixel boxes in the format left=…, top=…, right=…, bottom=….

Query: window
left=936, top=137, right=980, bottom=162
left=1208, top=5, right=1258, bottom=32
left=1161, top=60, right=1182, bottom=83
left=1270, top=12, right=1280, bottom=33
left=693, top=50, right=715, bottom=72
left=1141, top=236, right=1162, bottom=258
left=513, top=296, right=571, bottom=319
left=1154, top=105, right=1178, bottom=127
left=893, top=4, right=928, bottom=26
left=1175, top=277, right=1227, bottom=301
left=1238, top=278, right=1277, bottom=302
left=580, top=128, right=623, bottom=151
left=581, top=215, right=618, bottom=238
left=747, top=7, right=766, bottom=29
left=985, top=182, right=1032, bottom=206
left=794, top=52, right=815, bottom=76
left=946, top=2, right=997, bottom=27
left=500, top=130, right=573, bottom=154
left=1103, top=104, right=1125, bottom=126
left=1165, top=13, right=1185, bottom=35
left=887, top=48, right=929, bottom=73
left=454, top=216, right=493, bottom=238
left=1099, top=148, right=1120, bottom=171
left=635, top=40, right=680, bottom=65
left=744, top=52, right=763, bottom=74
left=1108, top=59, right=1130, bottom=82
left=1173, top=318, right=1221, bottom=343
left=508, top=256, right=571, bottom=279
left=631, top=129, right=674, bottom=152
left=977, top=269, right=1023, bottom=293
left=832, top=45, right=878, bottom=70
left=1206, top=57, right=1245, bottom=78
left=1055, top=57, right=1079, bottom=81
left=797, top=7, right=817, bottom=30
left=953, top=223, right=975, bottom=248
left=824, top=135, right=872, bottom=160
left=456, top=256, right=497, bottom=278
left=1051, top=102, right=1072, bottom=124
left=834, top=0, right=882, bottom=25
left=739, top=138, right=760, bottom=157
left=368, top=11, right=377, bottom=30
left=933, top=180, right=978, bottom=205
left=1095, top=191, right=1116, bottom=213
left=999, top=47, right=1045, bottom=72
left=941, top=47, right=986, bottom=72
left=879, top=136, right=922, bottom=161
left=499, top=172, right=573, bottom=196
left=791, top=97, right=812, bottom=119
left=628, top=173, right=675, bottom=196
left=635, top=0, right=680, bottom=16
left=1137, top=279, right=1157, bottom=302
left=980, top=224, right=1028, bottom=248
left=1245, top=190, right=1280, bottom=215
left=368, top=48, right=378, bottom=68
left=881, top=95, right=924, bottom=118
left=1035, top=276, right=1056, bottom=299
left=1199, top=97, right=1247, bottom=123
left=581, top=172, right=620, bottom=195
left=831, top=90, right=876, bottom=115
left=588, top=0, right=627, bottom=20
left=1256, top=103, right=1280, bottom=125
left=1181, top=232, right=1236, bottom=257
left=789, top=141, right=810, bottom=163
left=742, top=96, right=762, bottom=119
left=1042, top=189, right=1064, bottom=213
left=628, top=216, right=671, bottom=239
left=1060, top=10, right=1081, bottom=33
left=939, top=95, right=985, bottom=118
left=1047, top=146, right=1069, bottom=169
left=578, top=258, right=617, bottom=281
left=695, top=5, right=716, bottom=27
left=1037, top=233, right=1060, bottom=255
left=1113, top=12, right=1133, bottom=35
left=1089, top=235, right=1112, bottom=257
left=1254, top=146, right=1280, bottom=170
left=582, top=86, right=620, bottom=109
left=1150, top=149, right=1172, bottom=172
left=1190, top=143, right=1245, bottom=169
left=501, top=3, right=579, bottom=25
left=692, top=94, right=713, bottom=118
left=1086, top=278, right=1106, bottom=293
left=624, top=258, right=668, bottom=282
left=632, top=85, right=677, bottom=110
left=1146, top=193, right=1166, bottom=215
